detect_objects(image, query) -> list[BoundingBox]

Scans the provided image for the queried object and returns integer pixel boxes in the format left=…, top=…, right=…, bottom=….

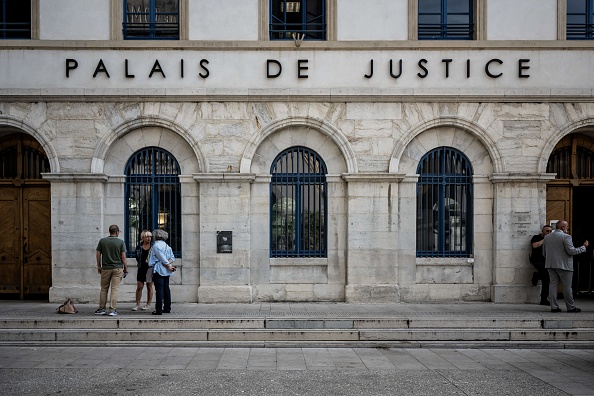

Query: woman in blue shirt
left=148, top=228, right=175, bottom=315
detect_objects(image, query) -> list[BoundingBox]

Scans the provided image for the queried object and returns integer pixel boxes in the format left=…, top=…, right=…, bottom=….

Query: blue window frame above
left=418, top=0, right=474, bottom=40
left=123, top=0, right=179, bottom=40
left=270, top=0, right=326, bottom=40
left=125, top=147, right=182, bottom=257
left=416, top=147, right=473, bottom=258
left=0, top=0, right=31, bottom=39
left=568, top=0, right=594, bottom=39
left=270, top=146, right=327, bottom=258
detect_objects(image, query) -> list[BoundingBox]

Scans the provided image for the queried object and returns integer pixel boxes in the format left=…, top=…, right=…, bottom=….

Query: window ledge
left=416, top=257, right=474, bottom=266
left=270, top=258, right=328, bottom=266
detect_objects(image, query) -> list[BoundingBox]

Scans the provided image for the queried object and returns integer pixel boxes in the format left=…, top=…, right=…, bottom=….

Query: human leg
left=108, top=268, right=123, bottom=311
left=548, top=269, right=560, bottom=310
left=557, top=269, right=576, bottom=311
left=153, top=273, right=164, bottom=314
left=536, top=263, right=549, bottom=303
left=163, top=276, right=171, bottom=313
left=134, top=281, right=144, bottom=310
left=146, top=282, right=153, bottom=308
left=99, top=269, right=112, bottom=309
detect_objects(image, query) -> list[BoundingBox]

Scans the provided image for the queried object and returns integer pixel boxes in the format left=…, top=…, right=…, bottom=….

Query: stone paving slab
left=1, top=346, right=592, bottom=395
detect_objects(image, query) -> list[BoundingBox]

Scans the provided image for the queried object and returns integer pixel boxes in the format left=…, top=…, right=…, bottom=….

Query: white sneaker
left=141, top=305, right=151, bottom=310
left=132, top=305, right=139, bottom=311
left=108, top=310, right=118, bottom=316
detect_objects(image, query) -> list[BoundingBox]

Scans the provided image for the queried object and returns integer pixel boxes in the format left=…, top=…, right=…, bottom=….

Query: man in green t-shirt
left=95, top=225, right=128, bottom=316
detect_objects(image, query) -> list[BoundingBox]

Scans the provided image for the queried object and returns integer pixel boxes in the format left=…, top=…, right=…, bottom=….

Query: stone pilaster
left=342, top=173, right=404, bottom=302
left=194, top=173, right=256, bottom=303
left=490, top=173, right=556, bottom=303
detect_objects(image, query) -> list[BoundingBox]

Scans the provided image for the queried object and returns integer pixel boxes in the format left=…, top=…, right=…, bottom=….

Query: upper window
left=270, top=146, right=327, bottom=258
left=270, top=0, right=326, bottom=40
left=567, top=0, right=594, bottom=39
left=0, top=0, right=31, bottom=39
left=416, top=147, right=473, bottom=258
left=123, top=0, right=179, bottom=40
left=125, top=147, right=182, bottom=257
left=418, top=0, right=473, bottom=40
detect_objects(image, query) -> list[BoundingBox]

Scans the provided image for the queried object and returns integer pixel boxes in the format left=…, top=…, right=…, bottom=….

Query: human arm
left=96, top=250, right=102, bottom=273
left=562, top=234, right=588, bottom=255
left=121, top=252, right=128, bottom=275
left=532, top=239, right=544, bottom=249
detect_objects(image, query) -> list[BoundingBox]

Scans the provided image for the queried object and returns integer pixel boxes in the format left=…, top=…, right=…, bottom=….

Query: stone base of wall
left=492, top=285, right=541, bottom=303
left=252, top=284, right=344, bottom=302
left=399, top=284, right=492, bottom=302
left=345, top=285, right=400, bottom=303
left=198, top=285, right=253, bottom=303
left=50, top=285, right=200, bottom=304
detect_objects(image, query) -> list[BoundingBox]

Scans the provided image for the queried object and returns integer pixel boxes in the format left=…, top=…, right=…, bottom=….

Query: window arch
left=270, top=0, right=326, bottom=40
left=125, top=146, right=181, bottom=257
left=418, top=0, right=474, bottom=40
left=416, top=147, right=473, bottom=257
left=547, top=145, right=594, bottom=179
left=270, top=146, right=327, bottom=258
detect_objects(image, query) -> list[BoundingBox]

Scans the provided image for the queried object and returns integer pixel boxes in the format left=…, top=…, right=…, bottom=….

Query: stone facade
left=1, top=0, right=593, bottom=304
left=2, top=99, right=588, bottom=303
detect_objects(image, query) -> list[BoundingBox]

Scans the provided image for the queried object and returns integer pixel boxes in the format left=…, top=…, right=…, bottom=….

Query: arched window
left=270, top=0, right=326, bottom=40
left=0, top=134, right=50, bottom=179
left=418, top=0, right=474, bottom=40
left=416, top=147, right=473, bottom=257
left=270, top=146, right=327, bottom=257
left=125, top=147, right=181, bottom=257
left=547, top=146, right=594, bottom=179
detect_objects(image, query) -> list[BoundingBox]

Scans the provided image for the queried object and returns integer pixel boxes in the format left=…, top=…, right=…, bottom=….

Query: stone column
left=343, top=173, right=404, bottom=302
left=194, top=173, right=256, bottom=303
left=491, top=173, right=556, bottom=303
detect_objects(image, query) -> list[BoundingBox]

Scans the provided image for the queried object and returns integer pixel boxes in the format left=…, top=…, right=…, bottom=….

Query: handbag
left=56, top=298, right=78, bottom=314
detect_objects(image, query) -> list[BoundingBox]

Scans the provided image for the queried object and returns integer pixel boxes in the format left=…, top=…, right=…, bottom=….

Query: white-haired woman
left=148, top=228, right=175, bottom=315
left=132, top=230, right=153, bottom=311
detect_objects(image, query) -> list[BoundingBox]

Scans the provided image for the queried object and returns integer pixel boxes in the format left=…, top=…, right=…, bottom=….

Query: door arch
left=0, top=133, right=51, bottom=300
left=546, top=132, right=594, bottom=294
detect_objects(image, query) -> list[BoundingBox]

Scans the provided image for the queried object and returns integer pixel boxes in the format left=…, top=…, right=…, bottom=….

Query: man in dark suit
left=543, top=220, right=588, bottom=313
left=530, top=225, right=553, bottom=305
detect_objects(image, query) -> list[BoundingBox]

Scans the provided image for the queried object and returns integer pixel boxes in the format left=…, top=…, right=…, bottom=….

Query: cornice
left=2, top=40, right=594, bottom=51
left=489, top=173, right=558, bottom=183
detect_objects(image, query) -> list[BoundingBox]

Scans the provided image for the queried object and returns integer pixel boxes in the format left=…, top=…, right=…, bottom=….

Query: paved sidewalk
left=1, top=346, right=593, bottom=395
left=2, top=299, right=594, bottom=318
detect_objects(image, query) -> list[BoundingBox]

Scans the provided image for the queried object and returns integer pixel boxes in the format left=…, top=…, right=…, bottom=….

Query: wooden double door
left=0, top=133, right=51, bottom=299
left=546, top=133, right=594, bottom=294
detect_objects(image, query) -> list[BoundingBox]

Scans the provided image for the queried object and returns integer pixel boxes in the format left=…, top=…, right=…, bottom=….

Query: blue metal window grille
left=416, top=147, right=473, bottom=257
left=270, top=146, right=327, bottom=258
left=270, top=0, right=326, bottom=40
left=125, top=147, right=182, bottom=257
left=547, top=146, right=594, bottom=178
left=568, top=0, right=594, bottom=39
left=418, top=0, right=473, bottom=40
left=0, top=0, right=31, bottom=39
left=123, top=0, right=179, bottom=40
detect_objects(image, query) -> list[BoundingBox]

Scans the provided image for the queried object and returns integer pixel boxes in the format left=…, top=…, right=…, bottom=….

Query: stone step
left=2, top=328, right=594, bottom=343
left=1, top=317, right=593, bottom=330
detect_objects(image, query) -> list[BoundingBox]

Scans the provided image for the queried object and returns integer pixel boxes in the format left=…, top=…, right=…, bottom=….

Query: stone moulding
left=489, top=173, right=557, bottom=183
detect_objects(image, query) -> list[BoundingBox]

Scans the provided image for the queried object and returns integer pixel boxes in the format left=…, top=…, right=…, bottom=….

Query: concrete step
left=2, top=316, right=593, bottom=330
left=1, top=316, right=594, bottom=347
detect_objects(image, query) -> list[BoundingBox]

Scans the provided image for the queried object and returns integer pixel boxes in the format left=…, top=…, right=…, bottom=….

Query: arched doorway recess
left=546, top=132, right=594, bottom=295
left=0, top=133, right=51, bottom=300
